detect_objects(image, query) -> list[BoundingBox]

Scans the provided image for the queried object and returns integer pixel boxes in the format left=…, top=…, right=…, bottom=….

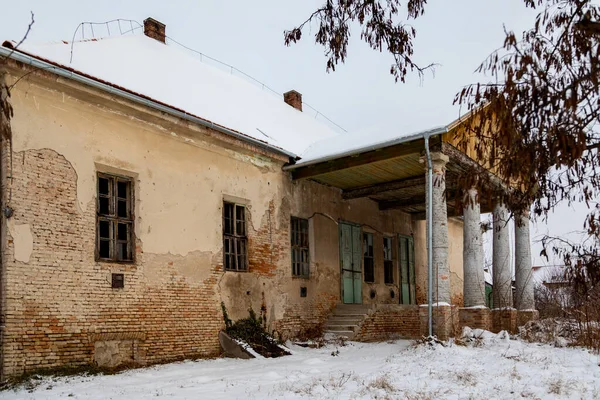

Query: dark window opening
left=112, top=273, right=124, bottom=289
left=384, top=236, right=394, bottom=284
left=97, top=173, right=133, bottom=262
left=291, top=217, right=309, bottom=278
left=363, top=232, right=374, bottom=283
left=399, top=235, right=416, bottom=305
left=223, top=202, right=248, bottom=271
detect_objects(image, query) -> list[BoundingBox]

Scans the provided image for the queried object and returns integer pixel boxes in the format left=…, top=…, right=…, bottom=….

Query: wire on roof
left=67, top=18, right=347, bottom=134
left=69, top=19, right=142, bottom=63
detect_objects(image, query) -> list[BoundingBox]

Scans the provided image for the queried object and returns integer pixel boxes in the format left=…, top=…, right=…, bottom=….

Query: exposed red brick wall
left=356, top=305, right=421, bottom=341
left=0, top=149, right=224, bottom=378
left=272, top=293, right=338, bottom=340
left=517, top=309, right=539, bottom=327
left=419, top=305, right=459, bottom=340
left=459, top=307, right=491, bottom=331
left=491, top=309, right=518, bottom=334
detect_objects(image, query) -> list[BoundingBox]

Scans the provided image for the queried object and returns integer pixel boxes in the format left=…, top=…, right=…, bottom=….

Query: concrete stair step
left=324, top=324, right=360, bottom=332
left=323, top=304, right=372, bottom=340
left=331, top=311, right=370, bottom=316
left=327, top=317, right=364, bottom=323
left=324, top=330, right=354, bottom=338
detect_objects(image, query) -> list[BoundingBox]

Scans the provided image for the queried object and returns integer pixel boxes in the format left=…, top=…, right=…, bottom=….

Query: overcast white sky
left=0, top=0, right=590, bottom=267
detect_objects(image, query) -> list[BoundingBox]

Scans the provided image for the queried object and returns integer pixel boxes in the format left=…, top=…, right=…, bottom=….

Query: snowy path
left=4, top=335, right=600, bottom=399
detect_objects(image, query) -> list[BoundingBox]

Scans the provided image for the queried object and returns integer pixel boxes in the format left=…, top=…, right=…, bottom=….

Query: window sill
left=96, top=258, right=135, bottom=265
left=292, top=275, right=310, bottom=280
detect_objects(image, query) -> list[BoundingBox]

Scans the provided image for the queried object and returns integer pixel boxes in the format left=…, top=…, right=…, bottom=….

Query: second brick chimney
left=284, top=90, right=302, bottom=112
left=144, top=18, right=166, bottom=44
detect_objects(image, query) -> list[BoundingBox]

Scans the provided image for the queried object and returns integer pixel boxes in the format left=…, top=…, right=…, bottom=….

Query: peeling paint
left=8, top=221, right=33, bottom=263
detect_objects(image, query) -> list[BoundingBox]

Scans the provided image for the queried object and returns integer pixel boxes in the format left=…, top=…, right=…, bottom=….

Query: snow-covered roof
left=6, top=33, right=452, bottom=164
left=8, top=34, right=342, bottom=157
left=296, top=124, right=447, bottom=167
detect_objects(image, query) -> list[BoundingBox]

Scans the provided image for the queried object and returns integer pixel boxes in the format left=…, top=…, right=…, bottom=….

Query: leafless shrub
left=547, top=377, right=577, bottom=396
left=454, top=370, right=477, bottom=386
left=403, top=389, right=443, bottom=400
left=367, top=374, right=396, bottom=393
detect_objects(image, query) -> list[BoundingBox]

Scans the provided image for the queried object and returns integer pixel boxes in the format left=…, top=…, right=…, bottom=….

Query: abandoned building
left=0, top=18, right=538, bottom=379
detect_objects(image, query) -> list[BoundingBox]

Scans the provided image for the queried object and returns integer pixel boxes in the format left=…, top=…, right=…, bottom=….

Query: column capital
left=420, top=152, right=449, bottom=170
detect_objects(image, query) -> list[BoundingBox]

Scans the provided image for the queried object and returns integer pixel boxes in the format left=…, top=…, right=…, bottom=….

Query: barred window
left=96, top=173, right=134, bottom=262
left=223, top=202, right=247, bottom=271
left=363, top=232, right=375, bottom=283
left=384, top=236, right=394, bottom=284
left=291, top=217, right=309, bottom=278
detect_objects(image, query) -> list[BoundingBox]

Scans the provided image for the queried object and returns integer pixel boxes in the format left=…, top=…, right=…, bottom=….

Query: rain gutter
left=283, top=126, right=447, bottom=170
left=0, top=46, right=296, bottom=159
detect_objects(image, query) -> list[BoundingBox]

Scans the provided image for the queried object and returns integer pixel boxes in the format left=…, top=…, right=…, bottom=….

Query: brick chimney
left=144, top=18, right=166, bottom=44
left=283, top=90, right=302, bottom=112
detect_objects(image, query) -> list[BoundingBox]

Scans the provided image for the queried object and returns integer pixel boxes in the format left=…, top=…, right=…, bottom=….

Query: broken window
left=223, top=202, right=248, bottom=271
left=363, top=232, right=374, bottom=283
left=384, top=236, right=394, bottom=284
left=399, top=235, right=416, bottom=305
left=291, top=217, right=309, bottom=278
left=97, top=173, right=134, bottom=262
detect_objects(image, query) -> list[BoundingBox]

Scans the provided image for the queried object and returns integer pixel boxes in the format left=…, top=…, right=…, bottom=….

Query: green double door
left=339, top=223, right=362, bottom=304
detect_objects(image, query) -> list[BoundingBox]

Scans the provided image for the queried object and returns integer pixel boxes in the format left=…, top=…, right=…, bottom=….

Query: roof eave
left=284, top=125, right=448, bottom=171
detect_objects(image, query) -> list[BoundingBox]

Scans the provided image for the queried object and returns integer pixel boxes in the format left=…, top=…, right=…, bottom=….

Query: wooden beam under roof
left=342, top=176, right=425, bottom=200
left=290, top=138, right=431, bottom=180
left=379, top=189, right=458, bottom=211
left=378, top=195, right=426, bottom=210
left=411, top=207, right=461, bottom=220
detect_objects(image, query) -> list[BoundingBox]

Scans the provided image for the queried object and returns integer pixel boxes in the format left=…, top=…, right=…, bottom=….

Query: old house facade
left=0, top=18, right=537, bottom=379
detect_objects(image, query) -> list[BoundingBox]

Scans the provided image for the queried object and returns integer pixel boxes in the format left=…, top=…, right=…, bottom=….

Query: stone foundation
left=419, top=304, right=459, bottom=340
left=459, top=307, right=491, bottom=331
left=517, top=309, right=539, bottom=327
left=355, top=304, right=420, bottom=341
left=491, top=308, right=518, bottom=334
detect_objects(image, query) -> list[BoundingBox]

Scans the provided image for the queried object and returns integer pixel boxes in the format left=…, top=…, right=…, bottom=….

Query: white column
left=463, top=188, right=485, bottom=307
left=430, top=152, right=450, bottom=304
left=515, top=211, right=535, bottom=310
left=492, top=203, right=513, bottom=308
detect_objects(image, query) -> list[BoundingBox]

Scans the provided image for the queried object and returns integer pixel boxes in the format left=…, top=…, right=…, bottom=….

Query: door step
left=323, top=304, right=372, bottom=340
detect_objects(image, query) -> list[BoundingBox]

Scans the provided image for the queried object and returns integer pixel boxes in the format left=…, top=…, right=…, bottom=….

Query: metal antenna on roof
left=69, top=19, right=143, bottom=63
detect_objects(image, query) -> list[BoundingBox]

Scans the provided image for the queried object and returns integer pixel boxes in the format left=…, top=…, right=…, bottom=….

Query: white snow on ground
left=4, top=333, right=600, bottom=399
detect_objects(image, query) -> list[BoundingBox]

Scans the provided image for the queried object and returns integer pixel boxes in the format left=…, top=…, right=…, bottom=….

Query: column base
left=517, top=309, right=539, bottom=327
left=459, top=306, right=491, bottom=331
left=419, top=304, right=459, bottom=341
left=491, top=308, right=518, bottom=334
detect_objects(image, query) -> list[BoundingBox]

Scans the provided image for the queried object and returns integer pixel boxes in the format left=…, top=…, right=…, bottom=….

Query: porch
left=286, top=126, right=538, bottom=338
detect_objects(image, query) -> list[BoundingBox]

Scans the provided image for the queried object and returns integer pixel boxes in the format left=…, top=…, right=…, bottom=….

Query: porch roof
left=285, top=133, right=500, bottom=218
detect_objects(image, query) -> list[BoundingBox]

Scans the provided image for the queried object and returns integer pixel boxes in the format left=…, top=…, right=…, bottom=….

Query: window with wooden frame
left=399, top=234, right=416, bottom=305
left=383, top=236, right=394, bottom=284
left=96, top=173, right=134, bottom=262
left=363, top=232, right=375, bottom=283
left=291, top=217, right=309, bottom=278
left=223, top=202, right=248, bottom=271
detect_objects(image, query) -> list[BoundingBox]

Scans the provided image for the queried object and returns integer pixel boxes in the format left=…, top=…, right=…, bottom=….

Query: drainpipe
left=423, top=134, right=433, bottom=337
